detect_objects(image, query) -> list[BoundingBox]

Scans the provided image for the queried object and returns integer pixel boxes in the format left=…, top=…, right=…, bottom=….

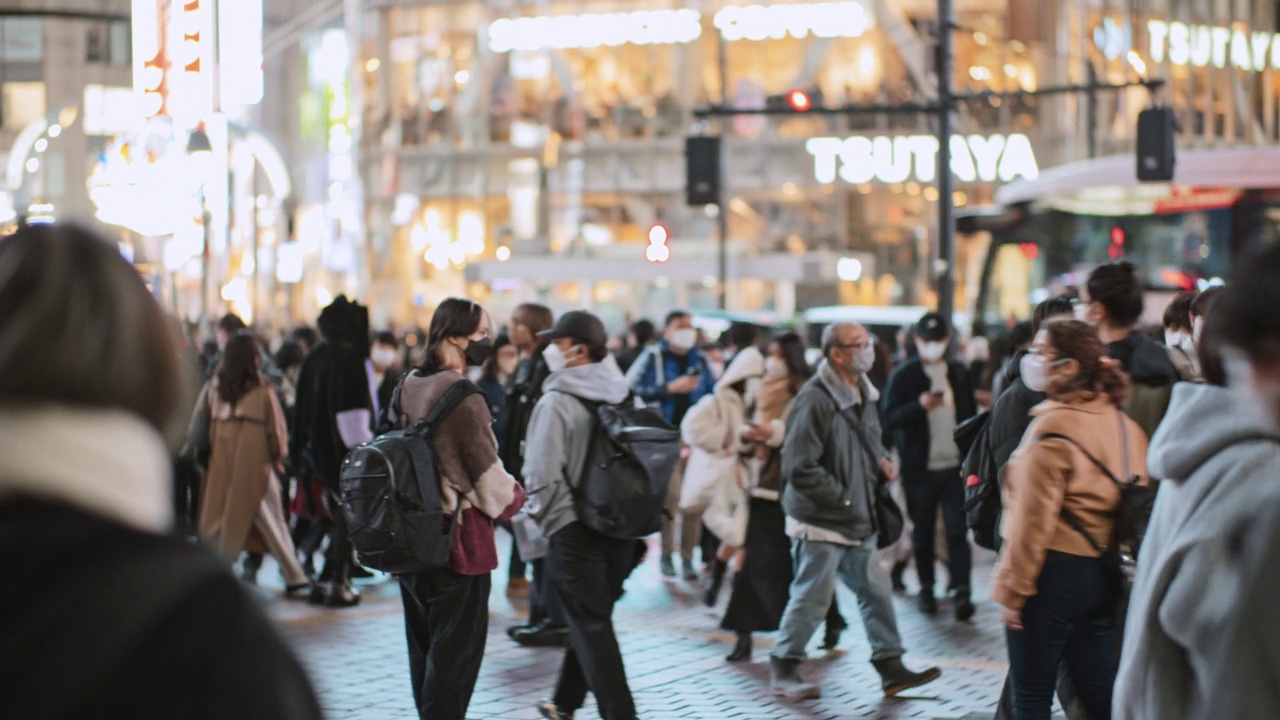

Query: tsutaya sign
left=806, top=134, right=1040, bottom=185
left=488, top=2, right=871, bottom=53
left=1148, top=20, right=1280, bottom=72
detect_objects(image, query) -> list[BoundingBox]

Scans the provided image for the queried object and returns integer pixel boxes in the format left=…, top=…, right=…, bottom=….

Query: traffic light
left=1137, top=107, right=1175, bottom=181
left=645, top=224, right=671, bottom=263
left=685, top=136, right=720, bottom=206
left=786, top=88, right=813, bottom=113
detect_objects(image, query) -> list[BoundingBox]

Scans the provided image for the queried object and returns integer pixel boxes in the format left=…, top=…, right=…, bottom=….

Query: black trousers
left=903, top=467, right=972, bottom=592
left=1005, top=553, right=1118, bottom=720
left=320, top=489, right=354, bottom=586
left=548, top=522, right=637, bottom=720
left=399, top=569, right=491, bottom=720
left=528, top=557, right=567, bottom=627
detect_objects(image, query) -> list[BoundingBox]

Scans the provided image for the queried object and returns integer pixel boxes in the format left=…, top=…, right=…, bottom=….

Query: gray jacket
left=521, top=358, right=631, bottom=538
left=780, top=361, right=890, bottom=541
left=1115, top=382, right=1280, bottom=720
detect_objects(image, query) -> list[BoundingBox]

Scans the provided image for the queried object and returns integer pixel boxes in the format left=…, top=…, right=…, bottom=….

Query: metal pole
left=717, top=28, right=729, bottom=310
left=935, top=0, right=955, bottom=322
left=201, top=196, right=211, bottom=323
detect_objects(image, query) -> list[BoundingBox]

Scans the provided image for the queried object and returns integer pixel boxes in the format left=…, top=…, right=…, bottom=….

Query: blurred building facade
left=351, top=0, right=1280, bottom=332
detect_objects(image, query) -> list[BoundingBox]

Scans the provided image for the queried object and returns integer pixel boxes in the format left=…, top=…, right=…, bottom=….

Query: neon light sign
left=1148, top=20, right=1280, bottom=72
left=805, top=133, right=1040, bottom=185
left=487, top=2, right=871, bottom=52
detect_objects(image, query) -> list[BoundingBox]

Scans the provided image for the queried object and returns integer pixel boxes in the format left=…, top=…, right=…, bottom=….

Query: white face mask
left=1164, top=330, right=1187, bottom=350
left=917, top=341, right=947, bottom=363
left=846, top=344, right=876, bottom=375
left=669, top=328, right=698, bottom=352
left=764, top=356, right=787, bottom=378
left=371, top=346, right=397, bottom=369
left=1225, top=351, right=1280, bottom=431
left=543, top=343, right=569, bottom=374
left=1074, top=302, right=1092, bottom=324
left=1021, top=354, right=1068, bottom=393
left=498, top=355, right=520, bottom=377
left=707, top=361, right=725, bottom=378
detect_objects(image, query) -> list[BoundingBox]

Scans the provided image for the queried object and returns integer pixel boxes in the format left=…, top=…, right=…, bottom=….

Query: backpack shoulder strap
left=416, top=379, right=482, bottom=434
left=1031, top=432, right=1115, bottom=554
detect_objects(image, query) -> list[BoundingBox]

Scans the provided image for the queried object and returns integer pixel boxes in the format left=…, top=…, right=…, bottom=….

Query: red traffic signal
left=786, top=88, right=813, bottom=112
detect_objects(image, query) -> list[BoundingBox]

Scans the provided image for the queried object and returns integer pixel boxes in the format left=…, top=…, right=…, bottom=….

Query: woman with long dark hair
left=197, top=332, right=311, bottom=596
left=720, top=332, right=847, bottom=662
left=996, top=319, right=1150, bottom=719
left=394, top=298, right=526, bottom=720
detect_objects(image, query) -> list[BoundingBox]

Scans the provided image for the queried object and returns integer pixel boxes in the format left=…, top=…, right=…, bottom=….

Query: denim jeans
left=771, top=536, right=905, bottom=662
left=1005, top=552, right=1118, bottom=720
left=903, top=468, right=971, bottom=593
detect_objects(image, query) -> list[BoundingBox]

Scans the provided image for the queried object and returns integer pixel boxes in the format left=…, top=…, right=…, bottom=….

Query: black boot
left=953, top=587, right=976, bottom=622
left=819, top=621, right=844, bottom=651
left=703, top=559, right=727, bottom=607
left=512, top=621, right=570, bottom=647
left=918, top=590, right=939, bottom=615
left=769, top=657, right=820, bottom=699
left=872, top=657, right=942, bottom=697
left=890, top=561, right=908, bottom=593
left=725, top=632, right=752, bottom=663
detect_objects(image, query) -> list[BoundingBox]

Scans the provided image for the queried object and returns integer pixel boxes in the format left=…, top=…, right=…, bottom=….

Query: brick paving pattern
left=258, top=539, right=1026, bottom=720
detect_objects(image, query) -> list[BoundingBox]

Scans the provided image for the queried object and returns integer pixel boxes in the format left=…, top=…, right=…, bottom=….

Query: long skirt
left=721, top=497, right=792, bottom=633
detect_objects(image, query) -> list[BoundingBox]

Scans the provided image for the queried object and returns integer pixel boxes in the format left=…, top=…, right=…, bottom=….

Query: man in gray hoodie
left=522, top=310, right=640, bottom=720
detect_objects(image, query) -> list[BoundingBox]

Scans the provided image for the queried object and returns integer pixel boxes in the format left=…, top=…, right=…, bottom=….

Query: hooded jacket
left=523, top=358, right=632, bottom=538
left=627, top=340, right=716, bottom=425
left=1108, top=333, right=1177, bottom=439
left=679, top=347, right=765, bottom=508
left=780, top=360, right=891, bottom=541
left=1114, top=383, right=1280, bottom=720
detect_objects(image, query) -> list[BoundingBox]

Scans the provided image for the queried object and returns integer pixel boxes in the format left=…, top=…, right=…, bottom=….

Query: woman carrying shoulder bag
left=995, top=318, right=1150, bottom=720
left=395, top=298, right=526, bottom=720
left=199, top=332, right=311, bottom=597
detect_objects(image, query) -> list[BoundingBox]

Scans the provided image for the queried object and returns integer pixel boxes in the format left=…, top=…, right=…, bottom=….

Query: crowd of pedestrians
left=5, top=221, right=1280, bottom=720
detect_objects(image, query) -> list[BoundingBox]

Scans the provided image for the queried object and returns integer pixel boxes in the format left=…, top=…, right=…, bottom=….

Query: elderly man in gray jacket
left=770, top=322, right=941, bottom=700
left=522, top=310, right=640, bottom=720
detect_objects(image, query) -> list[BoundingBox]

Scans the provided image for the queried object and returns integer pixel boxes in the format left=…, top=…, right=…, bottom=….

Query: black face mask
left=464, top=337, right=494, bottom=367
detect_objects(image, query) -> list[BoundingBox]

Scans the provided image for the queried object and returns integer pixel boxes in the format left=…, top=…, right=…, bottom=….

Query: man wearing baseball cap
left=522, top=310, right=641, bottom=720
left=882, top=312, right=978, bottom=620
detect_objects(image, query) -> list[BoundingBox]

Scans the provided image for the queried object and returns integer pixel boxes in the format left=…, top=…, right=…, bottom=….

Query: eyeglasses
left=832, top=342, right=869, bottom=351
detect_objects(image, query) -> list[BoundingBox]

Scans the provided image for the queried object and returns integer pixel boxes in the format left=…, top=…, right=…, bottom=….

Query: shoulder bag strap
left=1032, top=431, right=1117, bottom=554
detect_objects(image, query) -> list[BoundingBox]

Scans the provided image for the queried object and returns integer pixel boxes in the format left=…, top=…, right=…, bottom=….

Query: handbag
left=703, top=462, right=750, bottom=547
left=510, top=510, right=550, bottom=562
left=829, top=401, right=905, bottom=550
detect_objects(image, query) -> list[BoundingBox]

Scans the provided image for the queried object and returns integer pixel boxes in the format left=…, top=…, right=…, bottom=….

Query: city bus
left=961, top=145, right=1280, bottom=336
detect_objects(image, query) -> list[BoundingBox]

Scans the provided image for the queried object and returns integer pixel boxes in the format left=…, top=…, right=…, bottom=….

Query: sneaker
left=769, top=657, right=820, bottom=699
left=918, top=590, right=939, bottom=615
left=536, top=701, right=574, bottom=719
left=660, top=555, right=677, bottom=578
left=682, top=558, right=699, bottom=581
left=872, top=657, right=942, bottom=697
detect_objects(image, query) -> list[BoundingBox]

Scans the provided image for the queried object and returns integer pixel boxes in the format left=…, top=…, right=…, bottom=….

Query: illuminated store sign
left=714, top=2, right=871, bottom=41
left=806, top=134, right=1039, bottom=185
left=1148, top=20, right=1280, bottom=72
left=487, top=2, right=870, bottom=52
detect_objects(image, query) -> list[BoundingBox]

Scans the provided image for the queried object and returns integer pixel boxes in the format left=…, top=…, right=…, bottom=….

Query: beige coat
left=198, top=382, right=288, bottom=559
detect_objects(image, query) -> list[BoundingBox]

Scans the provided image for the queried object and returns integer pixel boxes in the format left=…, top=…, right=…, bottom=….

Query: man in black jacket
left=882, top=313, right=977, bottom=620
left=501, top=303, right=570, bottom=647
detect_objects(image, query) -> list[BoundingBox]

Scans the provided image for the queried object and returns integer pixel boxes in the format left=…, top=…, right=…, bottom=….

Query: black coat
left=500, top=347, right=551, bottom=484
left=292, top=342, right=374, bottom=490
left=881, top=357, right=978, bottom=478
left=0, top=500, right=322, bottom=720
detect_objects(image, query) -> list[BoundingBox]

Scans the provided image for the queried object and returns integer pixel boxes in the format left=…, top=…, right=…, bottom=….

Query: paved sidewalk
left=261, top=538, right=1016, bottom=720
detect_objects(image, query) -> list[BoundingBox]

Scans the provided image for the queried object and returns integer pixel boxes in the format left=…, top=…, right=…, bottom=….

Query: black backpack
left=338, top=379, right=479, bottom=574
left=570, top=396, right=681, bottom=539
left=957, top=411, right=1002, bottom=551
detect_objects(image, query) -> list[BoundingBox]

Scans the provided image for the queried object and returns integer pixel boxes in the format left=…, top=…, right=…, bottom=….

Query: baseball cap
left=915, top=312, right=950, bottom=342
left=537, top=310, right=608, bottom=347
